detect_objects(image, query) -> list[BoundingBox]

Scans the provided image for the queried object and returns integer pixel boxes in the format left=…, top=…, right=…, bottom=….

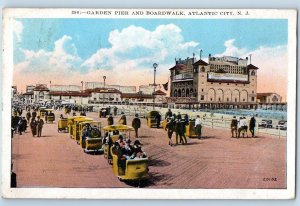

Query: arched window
left=201, top=67, right=205, bottom=72
left=39, top=91, right=44, bottom=99
left=174, top=90, right=177, bottom=97
left=186, top=89, right=190, bottom=97
left=178, top=89, right=181, bottom=97
left=182, top=89, right=185, bottom=97
left=251, top=71, right=256, bottom=76
left=190, top=88, right=193, bottom=97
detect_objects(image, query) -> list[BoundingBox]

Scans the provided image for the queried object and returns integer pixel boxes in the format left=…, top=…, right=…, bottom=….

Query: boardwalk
left=12, top=110, right=286, bottom=189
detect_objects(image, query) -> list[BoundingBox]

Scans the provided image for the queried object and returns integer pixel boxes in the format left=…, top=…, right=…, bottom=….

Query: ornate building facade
left=168, top=54, right=259, bottom=109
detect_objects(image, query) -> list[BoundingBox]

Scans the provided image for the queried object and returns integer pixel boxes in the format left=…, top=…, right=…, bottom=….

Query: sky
left=13, top=18, right=288, bottom=100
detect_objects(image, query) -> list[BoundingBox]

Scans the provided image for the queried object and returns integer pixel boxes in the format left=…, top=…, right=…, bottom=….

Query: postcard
left=1, top=8, right=296, bottom=199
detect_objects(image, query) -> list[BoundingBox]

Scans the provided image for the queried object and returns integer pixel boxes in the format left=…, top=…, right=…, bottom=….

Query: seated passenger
left=121, top=139, right=133, bottom=160
left=132, top=140, right=147, bottom=158
left=116, top=135, right=125, bottom=147
left=90, top=126, right=101, bottom=138
left=82, top=123, right=91, bottom=141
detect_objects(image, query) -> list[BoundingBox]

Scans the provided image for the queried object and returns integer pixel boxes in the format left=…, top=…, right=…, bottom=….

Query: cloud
left=15, top=35, right=82, bottom=75
left=215, top=39, right=288, bottom=101
left=81, top=24, right=198, bottom=69
left=13, top=19, right=23, bottom=42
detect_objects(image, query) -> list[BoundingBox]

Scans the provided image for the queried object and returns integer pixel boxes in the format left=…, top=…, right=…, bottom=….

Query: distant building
left=257, top=93, right=282, bottom=103
left=85, top=82, right=136, bottom=93
left=85, top=88, right=122, bottom=104
left=168, top=54, right=259, bottom=109
left=33, top=84, right=50, bottom=103
left=139, top=85, right=155, bottom=94
left=50, top=85, right=81, bottom=92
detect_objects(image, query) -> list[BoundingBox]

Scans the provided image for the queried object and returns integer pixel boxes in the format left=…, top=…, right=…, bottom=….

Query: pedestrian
left=165, top=116, right=175, bottom=146
left=26, top=110, right=31, bottom=122
left=37, top=116, right=44, bottom=137
left=107, top=114, right=114, bottom=126
left=21, top=117, right=27, bottom=133
left=242, top=117, right=249, bottom=138
left=30, top=117, right=38, bottom=137
left=113, top=107, right=118, bottom=116
left=132, top=114, right=141, bottom=138
left=184, top=114, right=189, bottom=125
left=195, top=115, right=202, bottom=139
left=175, top=118, right=187, bottom=145
left=165, top=109, right=173, bottom=119
left=32, top=110, right=37, bottom=120
left=176, top=112, right=182, bottom=120
left=237, top=117, right=243, bottom=138
left=230, top=116, right=238, bottom=138
left=155, top=112, right=161, bottom=128
left=249, top=116, right=256, bottom=137
left=119, top=112, right=127, bottom=125
left=17, top=117, right=23, bottom=135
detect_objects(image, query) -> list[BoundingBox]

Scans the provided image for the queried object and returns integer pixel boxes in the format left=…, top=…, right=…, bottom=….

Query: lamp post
left=103, top=76, right=106, bottom=105
left=103, top=76, right=106, bottom=88
left=152, top=63, right=158, bottom=110
left=81, top=81, right=84, bottom=105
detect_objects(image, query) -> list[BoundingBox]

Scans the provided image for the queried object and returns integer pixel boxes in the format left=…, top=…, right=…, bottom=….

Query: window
left=251, top=71, right=256, bottom=76
left=252, top=91, right=254, bottom=94
left=218, top=98, right=221, bottom=101
left=227, top=83, right=229, bottom=85
left=227, top=98, right=229, bottom=102
left=201, top=95, right=204, bottom=100
left=201, top=67, right=205, bottom=72
left=243, top=99, right=245, bottom=102
left=235, top=98, right=237, bottom=102
left=201, top=89, right=204, bottom=92
left=251, top=97, right=255, bottom=101
left=210, top=98, right=213, bottom=101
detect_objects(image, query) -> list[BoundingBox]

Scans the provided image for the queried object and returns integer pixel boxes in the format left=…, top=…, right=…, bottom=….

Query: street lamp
left=103, top=76, right=106, bottom=88
left=152, top=63, right=158, bottom=110
left=102, top=76, right=106, bottom=105
left=80, top=81, right=84, bottom=105
left=81, top=81, right=84, bottom=92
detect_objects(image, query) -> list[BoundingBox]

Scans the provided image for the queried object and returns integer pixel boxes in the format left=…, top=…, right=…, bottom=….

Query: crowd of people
left=11, top=107, right=45, bottom=138
left=230, top=115, right=256, bottom=138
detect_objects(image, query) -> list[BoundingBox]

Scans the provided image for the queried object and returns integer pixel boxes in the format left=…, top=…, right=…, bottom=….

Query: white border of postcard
left=1, top=8, right=297, bottom=199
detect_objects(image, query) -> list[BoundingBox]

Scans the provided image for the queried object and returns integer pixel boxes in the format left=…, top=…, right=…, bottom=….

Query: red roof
left=257, top=93, right=276, bottom=98
left=121, top=93, right=153, bottom=99
left=247, top=64, right=259, bottom=70
left=193, top=59, right=209, bottom=66
left=50, top=91, right=90, bottom=97
left=153, top=90, right=166, bottom=95
left=34, top=84, right=49, bottom=91
left=169, top=64, right=187, bottom=70
left=22, top=92, right=34, bottom=95
left=85, top=88, right=121, bottom=94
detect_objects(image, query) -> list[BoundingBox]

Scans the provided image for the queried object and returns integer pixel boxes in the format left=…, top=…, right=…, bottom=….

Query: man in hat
left=165, top=109, right=173, bottom=120
left=195, top=115, right=202, bottom=139
left=37, top=116, right=44, bottom=137
left=132, top=114, right=141, bottom=138
left=231, top=116, right=238, bottom=138
left=249, top=115, right=256, bottom=137
left=165, top=116, right=175, bottom=146
left=155, top=112, right=161, bottom=128
left=107, top=114, right=114, bottom=126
